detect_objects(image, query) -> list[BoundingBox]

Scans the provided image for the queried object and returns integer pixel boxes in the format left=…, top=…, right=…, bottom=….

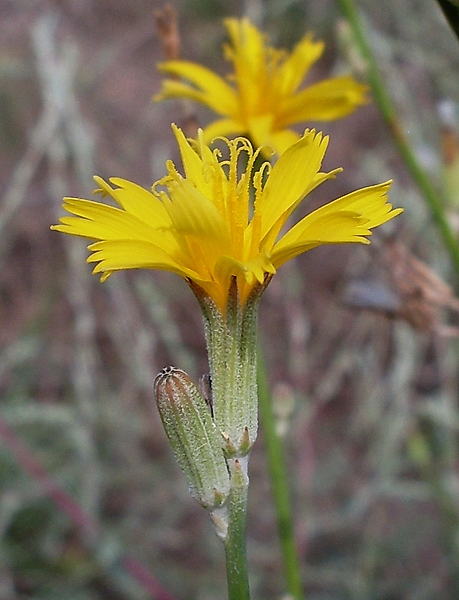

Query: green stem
left=224, top=457, right=251, bottom=600
left=336, top=0, right=459, bottom=280
left=258, top=346, right=304, bottom=600
left=190, top=279, right=272, bottom=599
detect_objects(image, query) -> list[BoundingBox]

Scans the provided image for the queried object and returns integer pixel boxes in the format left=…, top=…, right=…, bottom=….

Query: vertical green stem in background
left=258, top=346, right=305, bottom=600
left=224, top=457, right=251, bottom=600
left=336, top=0, right=459, bottom=281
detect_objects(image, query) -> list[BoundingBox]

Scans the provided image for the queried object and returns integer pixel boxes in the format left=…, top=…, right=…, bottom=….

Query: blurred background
left=2, top=0, right=459, bottom=598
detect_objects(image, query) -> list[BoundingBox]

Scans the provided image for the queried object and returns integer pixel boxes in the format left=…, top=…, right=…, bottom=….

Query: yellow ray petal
left=171, top=124, right=210, bottom=196
left=94, top=176, right=171, bottom=228
left=272, top=181, right=401, bottom=267
left=276, top=34, right=324, bottom=97
left=165, top=176, right=230, bottom=244
left=214, top=252, right=275, bottom=288
left=52, top=198, right=160, bottom=243
left=87, top=239, right=202, bottom=281
left=224, top=18, right=266, bottom=80
left=271, top=211, right=371, bottom=267
left=331, top=182, right=402, bottom=228
left=153, top=79, right=214, bottom=106
left=246, top=114, right=275, bottom=150
left=257, top=130, right=329, bottom=239
left=155, top=61, right=237, bottom=115
left=162, top=175, right=233, bottom=279
left=279, top=76, right=368, bottom=127
left=266, top=128, right=301, bottom=156
left=201, top=118, right=245, bottom=145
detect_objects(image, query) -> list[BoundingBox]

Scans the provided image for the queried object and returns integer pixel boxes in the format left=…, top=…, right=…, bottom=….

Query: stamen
left=227, top=139, right=255, bottom=252
left=151, top=171, right=177, bottom=199
left=253, top=162, right=270, bottom=202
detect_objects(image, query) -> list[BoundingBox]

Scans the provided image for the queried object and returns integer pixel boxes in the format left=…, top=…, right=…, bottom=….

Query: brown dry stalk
left=154, top=4, right=181, bottom=61
left=153, top=4, right=200, bottom=136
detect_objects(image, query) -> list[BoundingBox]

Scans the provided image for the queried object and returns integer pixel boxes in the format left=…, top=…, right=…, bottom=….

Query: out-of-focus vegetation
left=2, top=0, right=459, bottom=598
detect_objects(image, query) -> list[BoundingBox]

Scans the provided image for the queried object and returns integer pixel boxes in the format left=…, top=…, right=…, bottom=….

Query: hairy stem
left=224, top=457, right=251, bottom=600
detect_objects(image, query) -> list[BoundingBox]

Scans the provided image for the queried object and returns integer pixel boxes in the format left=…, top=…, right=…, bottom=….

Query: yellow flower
left=52, top=125, right=402, bottom=313
left=155, top=18, right=368, bottom=155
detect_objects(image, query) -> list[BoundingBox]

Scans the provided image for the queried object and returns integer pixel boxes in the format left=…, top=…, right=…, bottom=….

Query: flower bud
left=154, top=367, right=230, bottom=509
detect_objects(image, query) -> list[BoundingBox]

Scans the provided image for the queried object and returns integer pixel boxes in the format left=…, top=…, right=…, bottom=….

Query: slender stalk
left=336, top=0, right=459, bottom=280
left=257, top=347, right=304, bottom=600
left=224, top=458, right=251, bottom=600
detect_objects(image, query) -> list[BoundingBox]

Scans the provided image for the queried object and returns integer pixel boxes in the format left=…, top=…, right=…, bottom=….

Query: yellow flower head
left=52, top=125, right=402, bottom=312
left=155, top=18, right=368, bottom=155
